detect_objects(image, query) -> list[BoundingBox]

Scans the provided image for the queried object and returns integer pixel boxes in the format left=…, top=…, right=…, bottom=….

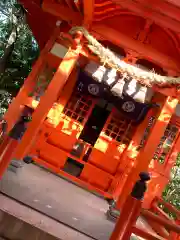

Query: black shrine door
left=79, top=104, right=110, bottom=146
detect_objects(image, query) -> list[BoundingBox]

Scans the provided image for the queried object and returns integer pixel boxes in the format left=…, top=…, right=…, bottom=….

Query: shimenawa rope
left=69, top=26, right=180, bottom=88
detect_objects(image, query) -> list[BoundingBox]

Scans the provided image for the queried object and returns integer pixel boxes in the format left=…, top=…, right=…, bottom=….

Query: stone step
left=0, top=194, right=93, bottom=240
left=0, top=211, right=58, bottom=240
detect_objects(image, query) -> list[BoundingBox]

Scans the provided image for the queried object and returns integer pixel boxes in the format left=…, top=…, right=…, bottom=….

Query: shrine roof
left=19, top=0, right=180, bottom=71
left=19, top=0, right=180, bottom=92
left=41, top=0, right=180, bottom=32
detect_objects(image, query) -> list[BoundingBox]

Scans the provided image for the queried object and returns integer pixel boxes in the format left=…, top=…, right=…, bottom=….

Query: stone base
left=10, top=159, right=24, bottom=168
left=106, top=206, right=120, bottom=222
left=7, top=160, right=25, bottom=173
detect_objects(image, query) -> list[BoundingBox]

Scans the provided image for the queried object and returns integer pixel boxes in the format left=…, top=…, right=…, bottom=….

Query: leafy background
left=0, top=0, right=39, bottom=115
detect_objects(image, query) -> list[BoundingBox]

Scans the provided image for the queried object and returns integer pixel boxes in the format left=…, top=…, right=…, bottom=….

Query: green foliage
left=161, top=153, right=180, bottom=218
left=163, top=154, right=180, bottom=209
left=0, top=25, right=39, bottom=94
left=0, top=0, right=39, bottom=116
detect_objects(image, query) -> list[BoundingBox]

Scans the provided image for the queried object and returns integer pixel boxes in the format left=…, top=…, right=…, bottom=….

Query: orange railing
left=141, top=209, right=180, bottom=239
left=145, top=196, right=180, bottom=240
left=109, top=172, right=180, bottom=240
left=151, top=196, right=180, bottom=220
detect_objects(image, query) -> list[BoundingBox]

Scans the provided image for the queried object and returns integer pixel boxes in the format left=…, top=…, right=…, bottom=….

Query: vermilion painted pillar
left=0, top=139, right=19, bottom=178
left=110, top=197, right=141, bottom=240
left=111, top=93, right=164, bottom=199
left=111, top=108, right=157, bottom=199
left=4, top=27, right=61, bottom=132
left=110, top=172, right=150, bottom=240
left=116, top=96, right=178, bottom=209
left=164, top=135, right=180, bottom=177
left=13, top=33, right=82, bottom=160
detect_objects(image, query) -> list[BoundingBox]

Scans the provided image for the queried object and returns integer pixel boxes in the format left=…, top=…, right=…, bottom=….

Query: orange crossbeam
left=113, top=0, right=180, bottom=33
left=14, top=44, right=82, bottom=160
left=83, top=0, right=94, bottom=28
left=110, top=196, right=142, bottom=240
left=154, top=197, right=180, bottom=218
left=4, top=27, right=61, bottom=132
left=64, top=0, right=75, bottom=10
left=42, top=0, right=82, bottom=26
left=151, top=203, right=173, bottom=221
left=115, top=96, right=178, bottom=209
left=165, top=0, right=180, bottom=8
left=132, top=226, right=165, bottom=240
left=142, top=209, right=180, bottom=233
left=92, top=24, right=180, bottom=72
left=134, top=0, right=180, bottom=22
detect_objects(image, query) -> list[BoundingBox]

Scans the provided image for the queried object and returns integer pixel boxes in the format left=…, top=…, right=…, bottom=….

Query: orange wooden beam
left=135, top=0, right=180, bottom=23
left=42, top=0, right=83, bottom=26
left=151, top=203, right=173, bottom=221
left=165, top=0, right=180, bottom=8
left=164, top=134, right=180, bottom=177
left=83, top=0, right=95, bottom=28
left=142, top=209, right=180, bottom=233
left=110, top=196, right=142, bottom=240
left=152, top=87, right=179, bottom=98
left=113, top=0, right=180, bottom=33
left=111, top=108, right=158, bottom=199
left=115, top=96, right=178, bottom=209
left=92, top=24, right=180, bottom=72
left=60, top=33, right=180, bottom=98
left=154, top=197, right=180, bottom=218
left=0, top=139, right=19, bottom=178
left=64, top=0, right=75, bottom=10
left=132, top=226, right=165, bottom=240
left=3, top=27, right=61, bottom=132
left=144, top=218, right=169, bottom=239
left=14, top=43, right=82, bottom=160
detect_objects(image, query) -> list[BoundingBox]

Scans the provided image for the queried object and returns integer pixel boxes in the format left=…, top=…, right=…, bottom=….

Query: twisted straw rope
left=69, top=26, right=180, bottom=88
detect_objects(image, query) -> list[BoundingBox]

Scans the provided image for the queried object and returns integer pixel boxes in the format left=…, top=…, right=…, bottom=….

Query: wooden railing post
left=0, top=114, right=32, bottom=178
left=110, top=172, right=150, bottom=240
left=116, top=96, right=178, bottom=209
left=13, top=31, right=83, bottom=161
left=3, top=27, right=61, bottom=132
left=0, top=30, right=83, bottom=176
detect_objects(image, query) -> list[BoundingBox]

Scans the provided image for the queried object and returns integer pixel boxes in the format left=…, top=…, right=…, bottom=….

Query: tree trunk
left=0, top=25, right=17, bottom=74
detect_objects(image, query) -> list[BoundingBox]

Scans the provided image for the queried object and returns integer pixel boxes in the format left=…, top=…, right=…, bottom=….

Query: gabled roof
left=20, top=0, right=180, bottom=72
left=19, top=0, right=180, bottom=91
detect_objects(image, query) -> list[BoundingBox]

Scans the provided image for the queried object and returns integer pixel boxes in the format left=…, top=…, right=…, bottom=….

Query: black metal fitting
left=9, top=115, right=32, bottom=140
left=131, top=172, right=151, bottom=200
